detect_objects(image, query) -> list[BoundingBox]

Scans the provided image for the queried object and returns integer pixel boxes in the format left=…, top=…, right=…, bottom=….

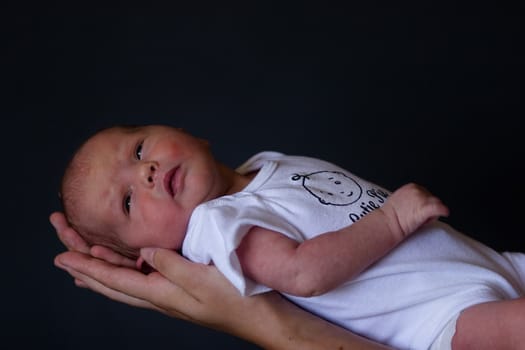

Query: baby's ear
left=136, top=256, right=155, bottom=274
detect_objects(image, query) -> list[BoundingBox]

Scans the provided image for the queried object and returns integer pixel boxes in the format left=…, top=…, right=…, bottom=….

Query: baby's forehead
left=67, top=136, right=113, bottom=196
left=80, top=127, right=132, bottom=156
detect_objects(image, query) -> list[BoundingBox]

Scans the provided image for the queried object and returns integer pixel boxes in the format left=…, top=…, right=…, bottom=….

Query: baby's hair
left=59, top=124, right=144, bottom=260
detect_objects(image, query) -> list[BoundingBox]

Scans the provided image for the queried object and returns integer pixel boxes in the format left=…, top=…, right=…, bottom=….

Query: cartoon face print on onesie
left=291, top=171, right=363, bottom=206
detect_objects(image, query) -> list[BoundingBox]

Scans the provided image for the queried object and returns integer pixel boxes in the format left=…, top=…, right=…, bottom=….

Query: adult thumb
left=140, top=247, right=198, bottom=286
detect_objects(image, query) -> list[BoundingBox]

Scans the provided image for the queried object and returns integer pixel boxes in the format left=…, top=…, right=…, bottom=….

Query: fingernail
left=140, top=247, right=156, bottom=267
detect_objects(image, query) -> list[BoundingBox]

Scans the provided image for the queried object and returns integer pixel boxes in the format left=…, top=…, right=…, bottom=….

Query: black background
left=3, top=2, right=524, bottom=349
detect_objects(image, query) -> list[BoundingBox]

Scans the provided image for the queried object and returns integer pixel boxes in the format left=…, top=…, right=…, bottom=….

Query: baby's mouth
left=164, top=166, right=179, bottom=197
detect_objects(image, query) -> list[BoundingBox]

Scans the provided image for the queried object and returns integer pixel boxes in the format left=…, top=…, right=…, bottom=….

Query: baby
left=60, top=124, right=525, bottom=350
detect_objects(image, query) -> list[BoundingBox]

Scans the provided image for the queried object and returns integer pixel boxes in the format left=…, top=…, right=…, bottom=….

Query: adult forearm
left=249, top=292, right=393, bottom=350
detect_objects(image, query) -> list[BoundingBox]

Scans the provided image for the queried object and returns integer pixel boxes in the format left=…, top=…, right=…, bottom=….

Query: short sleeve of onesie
left=182, top=194, right=300, bottom=296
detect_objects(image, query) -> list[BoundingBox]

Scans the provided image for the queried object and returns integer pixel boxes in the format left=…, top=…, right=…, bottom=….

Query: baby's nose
left=140, top=161, right=158, bottom=186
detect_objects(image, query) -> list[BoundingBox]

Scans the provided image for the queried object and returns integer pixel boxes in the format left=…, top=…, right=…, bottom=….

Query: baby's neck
left=219, top=162, right=258, bottom=196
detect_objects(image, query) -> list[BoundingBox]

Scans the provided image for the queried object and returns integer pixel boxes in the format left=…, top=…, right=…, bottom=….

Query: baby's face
left=78, top=125, right=222, bottom=251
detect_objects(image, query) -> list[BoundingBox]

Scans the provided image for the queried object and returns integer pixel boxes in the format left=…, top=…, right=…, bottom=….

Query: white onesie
left=182, top=152, right=525, bottom=350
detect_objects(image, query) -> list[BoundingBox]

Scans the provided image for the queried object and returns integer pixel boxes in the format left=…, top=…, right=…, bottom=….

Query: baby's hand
left=381, top=183, right=449, bottom=238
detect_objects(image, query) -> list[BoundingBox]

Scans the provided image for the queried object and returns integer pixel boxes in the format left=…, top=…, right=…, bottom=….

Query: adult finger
left=65, top=264, right=157, bottom=310
left=140, top=247, right=245, bottom=320
left=141, top=248, right=216, bottom=292
left=55, top=251, right=199, bottom=319
left=90, top=245, right=137, bottom=268
left=50, top=212, right=90, bottom=254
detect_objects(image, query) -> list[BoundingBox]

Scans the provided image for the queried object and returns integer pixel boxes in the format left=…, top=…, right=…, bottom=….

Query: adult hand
left=52, top=211, right=245, bottom=323
left=51, top=212, right=136, bottom=269
left=52, top=211, right=279, bottom=339
left=53, top=245, right=268, bottom=330
left=51, top=212, right=392, bottom=350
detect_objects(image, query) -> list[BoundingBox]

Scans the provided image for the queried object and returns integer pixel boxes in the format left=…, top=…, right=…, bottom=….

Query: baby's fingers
left=416, top=197, right=450, bottom=229
left=424, top=196, right=450, bottom=219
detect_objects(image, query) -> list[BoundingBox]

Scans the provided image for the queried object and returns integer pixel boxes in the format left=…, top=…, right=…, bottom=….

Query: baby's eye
left=135, top=142, right=143, bottom=160
left=124, top=193, right=132, bottom=214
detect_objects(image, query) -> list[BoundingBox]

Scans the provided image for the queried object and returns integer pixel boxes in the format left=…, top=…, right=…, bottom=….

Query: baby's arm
left=236, top=183, right=449, bottom=297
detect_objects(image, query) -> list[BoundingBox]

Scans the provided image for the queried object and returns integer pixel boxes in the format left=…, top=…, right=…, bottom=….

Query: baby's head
left=59, top=126, right=127, bottom=257
left=60, top=124, right=218, bottom=260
